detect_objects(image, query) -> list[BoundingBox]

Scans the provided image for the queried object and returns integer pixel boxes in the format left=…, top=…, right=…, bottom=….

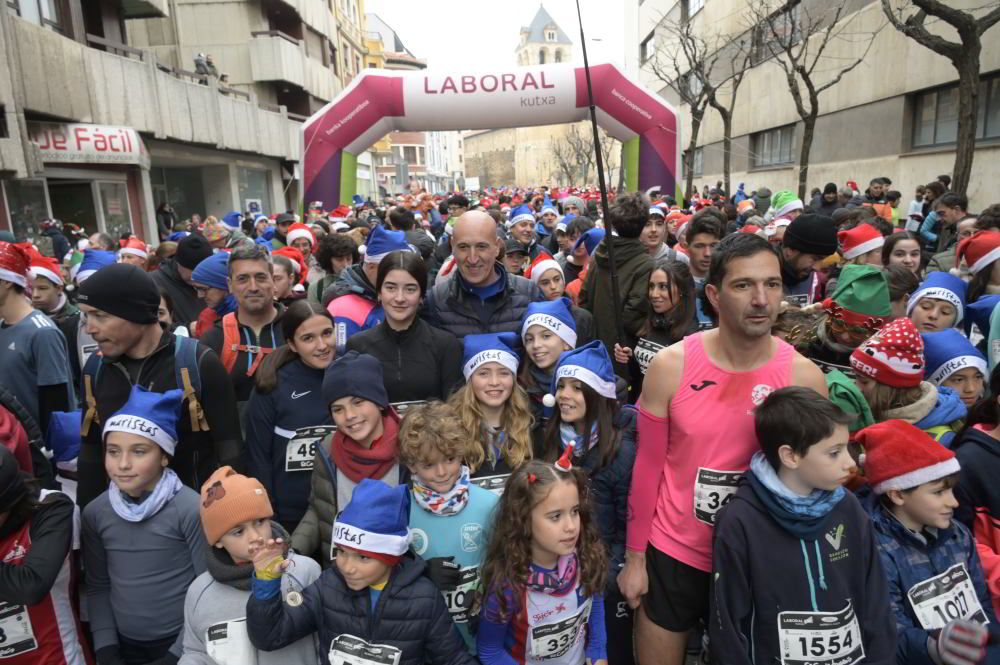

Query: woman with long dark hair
left=882, top=230, right=925, bottom=278
left=346, top=250, right=463, bottom=404
left=244, top=300, right=336, bottom=532
left=613, top=259, right=698, bottom=398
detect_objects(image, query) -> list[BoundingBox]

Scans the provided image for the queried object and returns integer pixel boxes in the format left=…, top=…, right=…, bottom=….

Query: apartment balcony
left=10, top=17, right=300, bottom=162
left=121, top=0, right=169, bottom=19
left=268, top=0, right=335, bottom=37
left=249, top=31, right=340, bottom=103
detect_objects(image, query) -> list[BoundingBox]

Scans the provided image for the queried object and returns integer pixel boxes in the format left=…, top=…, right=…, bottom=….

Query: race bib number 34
left=693, top=468, right=741, bottom=525
left=907, top=563, right=988, bottom=630
left=778, top=602, right=865, bottom=665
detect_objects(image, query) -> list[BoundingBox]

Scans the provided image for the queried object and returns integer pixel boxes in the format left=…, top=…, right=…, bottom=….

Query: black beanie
left=823, top=182, right=838, bottom=195
left=175, top=234, right=213, bottom=270
left=77, top=264, right=160, bottom=324
left=0, top=446, right=27, bottom=511
left=322, top=351, right=388, bottom=408
left=783, top=213, right=838, bottom=256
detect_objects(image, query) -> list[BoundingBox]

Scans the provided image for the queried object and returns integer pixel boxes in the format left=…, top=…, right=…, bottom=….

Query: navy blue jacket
left=247, top=553, right=475, bottom=665
left=710, top=481, right=896, bottom=665
left=245, top=359, right=332, bottom=526
left=865, top=493, right=999, bottom=665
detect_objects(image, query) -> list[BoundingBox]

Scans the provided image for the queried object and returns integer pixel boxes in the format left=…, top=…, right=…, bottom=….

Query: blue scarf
left=108, top=468, right=183, bottom=523
left=559, top=422, right=599, bottom=456
left=747, top=452, right=844, bottom=540
left=212, top=293, right=238, bottom=317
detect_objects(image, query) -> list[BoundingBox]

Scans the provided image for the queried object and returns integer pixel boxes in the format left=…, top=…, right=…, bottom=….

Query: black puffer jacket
left=346, top=318, right=463, bottom=403
left=422, top=264, right=543, bottom=339
left=247, top=553, right=475, bottom=665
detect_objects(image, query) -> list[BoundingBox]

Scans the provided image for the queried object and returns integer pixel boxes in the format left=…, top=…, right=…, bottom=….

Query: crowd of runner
left=2, top=175, right=1000, bottom=665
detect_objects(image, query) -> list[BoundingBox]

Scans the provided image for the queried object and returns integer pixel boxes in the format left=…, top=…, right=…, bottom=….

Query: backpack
left=80, top=335, right=209, bottom=436
left=220, top=312, right=275, bottom=376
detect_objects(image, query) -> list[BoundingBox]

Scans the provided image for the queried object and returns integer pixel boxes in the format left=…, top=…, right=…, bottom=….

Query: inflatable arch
left=302, top=62, right=681, bottom=206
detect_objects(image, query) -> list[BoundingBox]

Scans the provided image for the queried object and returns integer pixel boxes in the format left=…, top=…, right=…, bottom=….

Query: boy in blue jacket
left=247, top=478, right=475, bottom=665
left=858, top=419, right=996, bottom=665
left=711, top=386, right=896, bottom=665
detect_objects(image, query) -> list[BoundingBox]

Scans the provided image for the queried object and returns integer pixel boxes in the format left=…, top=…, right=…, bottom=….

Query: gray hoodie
left=179, top=526, right=321, bottom=665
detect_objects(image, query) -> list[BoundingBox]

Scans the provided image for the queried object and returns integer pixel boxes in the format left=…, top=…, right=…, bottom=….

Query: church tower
left=516, top=5, right=573, bottom=66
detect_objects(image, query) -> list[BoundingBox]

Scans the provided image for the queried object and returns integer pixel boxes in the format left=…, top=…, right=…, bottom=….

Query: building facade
left=1, top=0, right=304, bottom=243
left=630, top=0, right=1000, bottom=208
left=463, top=5, right=598, bottom=189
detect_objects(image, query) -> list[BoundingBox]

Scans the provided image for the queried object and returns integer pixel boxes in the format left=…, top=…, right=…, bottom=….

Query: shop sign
left=28, top=122, right=150, bottom=169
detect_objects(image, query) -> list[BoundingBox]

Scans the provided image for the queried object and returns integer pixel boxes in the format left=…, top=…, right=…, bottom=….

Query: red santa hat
left=524, top=253, right=563, bottom=285
left=849, top=317, right=924, bottom=387
left=119, top=236, right=148, bottom=261
left=285, top=223, right=316, bottom=252
left=29, top=254, right=63, bottom=286
left=328, top=205, right=352, bottom=222
left=739, top=224, right=762, bottom=235
left=0, top=242, right=30, bottom=288
left=272, top=246, right=308, bottom=286
left=854, top=420, right=960, bottom=495
left=837, top=224, right=884, bottom=260
left=957, top=230, right=1000, bottom=275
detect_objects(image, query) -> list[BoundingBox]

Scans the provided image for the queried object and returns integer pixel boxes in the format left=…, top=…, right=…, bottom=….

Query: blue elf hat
left=572, top=228, right=606, bottom=256
left=103, top=385, right=184, bottom=455
left=332, top=479, right=410, bottom=559
left=362, top=224, right=412, bottom=264
left=191, top=251, right=230, bottom=291
left=922, top=329, right=987, bottom=386
left=545, top=340, right=618, bottom=406
left=75, top=249, right=116, bottom=284
left=462, top=332, right=520, bottom=380
left=507, top=204, right=535, bottom=230
left=966, top=295, right=1000, bottom=337
left=541, top=194, right=557, bottom=217
left=521, top=297, right=577, bottom=349
left=907, top=271, right=967, bottom=325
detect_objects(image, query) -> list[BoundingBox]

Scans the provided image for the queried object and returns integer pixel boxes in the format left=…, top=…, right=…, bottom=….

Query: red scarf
left=330, top=412, right=400, bottom=483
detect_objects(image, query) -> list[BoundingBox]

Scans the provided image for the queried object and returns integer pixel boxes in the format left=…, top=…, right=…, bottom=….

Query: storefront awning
left=28, top=122, right=150, bottom=170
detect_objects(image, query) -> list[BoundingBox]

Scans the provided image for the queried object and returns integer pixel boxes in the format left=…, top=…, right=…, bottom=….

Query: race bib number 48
left=907, top=563, right=988, bottom=630
left=283, top=426, right=336, bottom=472
left=329, top=634, right=402, bottom=665
left=693, top=468, right=741, bottom=525
left=778, top=602, right=865, bottom=665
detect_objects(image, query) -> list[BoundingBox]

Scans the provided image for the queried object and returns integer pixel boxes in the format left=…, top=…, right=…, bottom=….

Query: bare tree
left=551, top=124, right=619, bottom=186
left=747, top=0, right=882, bottom=199
left=881, top=0, right=1000, bottom=196
left=649, top=21, right=723, bottom=200
left=706, top=39, right=752, bottom=196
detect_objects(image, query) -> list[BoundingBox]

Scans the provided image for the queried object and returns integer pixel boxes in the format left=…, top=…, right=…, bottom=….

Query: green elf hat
left=822, top=264, right=891, bottom=331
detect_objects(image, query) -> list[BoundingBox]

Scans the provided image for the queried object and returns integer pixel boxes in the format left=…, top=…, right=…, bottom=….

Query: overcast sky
left=364, top=0, right=625, bottom=71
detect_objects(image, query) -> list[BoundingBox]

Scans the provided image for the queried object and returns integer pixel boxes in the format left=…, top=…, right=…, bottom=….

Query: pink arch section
left=302, top=63, right=679, bottom=206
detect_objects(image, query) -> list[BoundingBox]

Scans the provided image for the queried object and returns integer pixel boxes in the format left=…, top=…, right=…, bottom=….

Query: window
left=687, top=0, right=705, bottom=18
left=539, top=49, right=546, bottom=64
left=355, top=55, right=361, bottom=74
left=640, top=31, right=656, bottom=63
left=684, top=73, right=703, bottom=99
left=546, top=30, right=556, bottom=42
left=10, top=0, right=65, bottom=33
left=554, top=49, right=562, bottom=63
left=0, top=105, right=7, bottom=138
left=403, top=146, right=417, bottom=163
left=751, top=125, right=795, bottom=167
left=912, top=75, right=1000, bottom=148
left=685, top=148, right=703, bottom=176
left=98, top=182, right=133, bottom=240
left=2, top=179, right=49, bottom=242
left=751, top=5, right=801, bottom=65
left=330, top=43, right=338, bottom=75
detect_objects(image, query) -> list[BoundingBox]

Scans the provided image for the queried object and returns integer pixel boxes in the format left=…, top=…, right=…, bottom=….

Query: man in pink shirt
left=620, top=233, right=827, bottom=665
